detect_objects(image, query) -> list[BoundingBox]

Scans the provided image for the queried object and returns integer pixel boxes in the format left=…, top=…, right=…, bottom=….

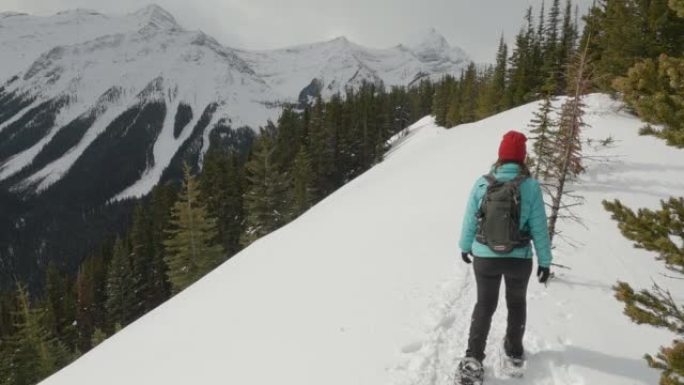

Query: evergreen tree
left=308, top=96, right=338, bottom=196
left=601, top=4, right=684, bottom=383
left=291, top=146, right=316, bottom=217
left=604, top=198, right=684, bottom=385
left=475, top=65, right=495, bottom=119
left=492, top=37, right=509, bottom=112
left=584, top=0, right=684, bottom=89
left=507, top=8, right=536, bottom=106
left=105, top=237, right=136, bottom=328
left=547, top=41, right=591, bottom=242
left=273, top=107, right=304, bottom=168
left=613, top=54, right=684, bottom=147
left=200, top=149, right=246, bottom=257
left=128, top=204, right=153, bottom=316
left=90, top=328, right=107, bottom=348
left=558, top=0, right=578, bottom=90
left=144, top=184, right=175, bottom=309
left=528, top=92, right=558, bottom=180
left=459, top=62, right=479, bottom=123
left=432, top=77, right=452, bottom=126
left=540, top=0, right=562, bottom=91
left=164, top=165, right=225, bottom=293
left=43, top=264, right=77, bottom=352
left=75, top=254, right=107, bottom=352
left=241, top=136, right=292, bottom=246
left=445, top=76, right=463, bottom=126
left=4, top=285, right=70, bottom=385
left=534, top=1, right=547, bottom=81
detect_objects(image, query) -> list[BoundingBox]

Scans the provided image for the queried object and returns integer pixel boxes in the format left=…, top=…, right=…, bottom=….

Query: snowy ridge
left=40, top=94, right=684, bottom=385
left=0, top=5, right=470, bottom=201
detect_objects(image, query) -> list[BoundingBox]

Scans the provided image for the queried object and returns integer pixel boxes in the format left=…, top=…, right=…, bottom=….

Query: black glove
left=537, top=266, right=551, bottom=283
left=461, top=252, right=472, bottom=264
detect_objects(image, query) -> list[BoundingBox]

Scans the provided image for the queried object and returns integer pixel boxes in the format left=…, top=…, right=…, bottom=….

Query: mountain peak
left=131, top=4, right=180, bottom=30
left=328, top=36, right=352, bottom=46
left=405, top=28, right=465, bottom=63
left=409, top=28, right=450, bottom=51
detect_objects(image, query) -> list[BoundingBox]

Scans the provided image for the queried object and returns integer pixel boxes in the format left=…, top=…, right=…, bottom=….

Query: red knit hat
left=498, top=130, right=527, bottom=163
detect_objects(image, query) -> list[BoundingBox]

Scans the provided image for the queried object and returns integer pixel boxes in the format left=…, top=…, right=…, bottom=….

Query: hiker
left=455, top=130, right=553, bottom=384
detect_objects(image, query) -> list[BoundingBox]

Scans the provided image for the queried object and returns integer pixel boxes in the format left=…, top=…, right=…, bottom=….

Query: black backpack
left=475, top=174, right=531, bottom=253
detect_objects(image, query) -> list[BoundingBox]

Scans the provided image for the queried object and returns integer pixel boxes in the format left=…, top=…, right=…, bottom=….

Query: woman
left=456, top=130, right=552, bottom=384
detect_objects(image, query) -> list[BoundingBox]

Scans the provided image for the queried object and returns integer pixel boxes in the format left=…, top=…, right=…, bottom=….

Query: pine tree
left=445, top=76, right=463, bottom=126
left=105, top=237, right=136, bottom=328
left=128, top=204, right=153, bottom=316
left=492, top=36, right=509, bottom=112
left=308, top=96, right=338, bottom=196
left=432, top=77, right=452, bottom=126
left=528, top=91, right=558, bottom=180
left=459, top=62, right=479, bottom=123
left=558, top=0, right=578, bottom=90
left=43, top=264, right=77, bottom=352
left=601, top=3, right=684, bottom=382
left=200, top=149, right=246, bottom=257
left=291, top=146, right=316, bottom=217
left=585, top=0, right=660, bottom=89
left=75, top=254, right=107, bottom=352
left=546, top=40, right=591, bottom=242
left=507, top=8, right=537, bottom=106
left=613, top=54, right=684, bottom=147
left=604, top=198, right=684, bottom=385
left=164, top=165, right=225, bottom=293
left=542, top=0, right=562, bottom=92
left=475, top=65, right=496, bottom=119
left=90, top=328, right=107, bottom=348
left=145, top=184, right=175, bottom=309
left=241, top=135, right=292, bottom=246
left=4, top=284, right=71, bottom=385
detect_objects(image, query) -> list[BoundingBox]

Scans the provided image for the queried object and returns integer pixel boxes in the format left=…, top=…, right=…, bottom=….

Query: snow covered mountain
left=40, top=94, right=684, bottom=385
left=0, top=5, right=470, bottom=202
left=238, top=28, right=469, bottom=104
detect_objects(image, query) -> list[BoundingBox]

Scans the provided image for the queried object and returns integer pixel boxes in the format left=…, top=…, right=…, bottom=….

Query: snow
left=40, top=94, right=683, bottom=385
left=238, top=31, right=469, bottom=102
left=0, top=5, right=470, bottom=200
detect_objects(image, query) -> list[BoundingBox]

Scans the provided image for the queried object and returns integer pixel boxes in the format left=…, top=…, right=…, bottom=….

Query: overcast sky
left=0, top=0, right=595, bottom=62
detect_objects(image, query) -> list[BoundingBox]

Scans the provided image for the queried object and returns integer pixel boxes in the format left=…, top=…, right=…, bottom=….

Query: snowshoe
left=500, top=340, right=525, bottom=378
left=454, top=357, right=484, bottom=385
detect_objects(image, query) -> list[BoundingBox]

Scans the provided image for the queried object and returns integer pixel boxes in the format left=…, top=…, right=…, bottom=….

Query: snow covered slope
left=40, top=94, right=684, bottom=385
left=0, top=6, right=468, bottom=202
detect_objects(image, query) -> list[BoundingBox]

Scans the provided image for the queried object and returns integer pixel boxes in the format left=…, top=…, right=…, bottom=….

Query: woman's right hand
left=537, top=266, right=550, bottom=283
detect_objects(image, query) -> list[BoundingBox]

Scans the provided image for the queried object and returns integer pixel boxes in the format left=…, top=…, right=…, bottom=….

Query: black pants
left=465, top=257, right=533, bottom=362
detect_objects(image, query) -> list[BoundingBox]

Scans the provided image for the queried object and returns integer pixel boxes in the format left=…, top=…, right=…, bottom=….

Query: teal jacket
left=459, top=163, right=553, bottom=268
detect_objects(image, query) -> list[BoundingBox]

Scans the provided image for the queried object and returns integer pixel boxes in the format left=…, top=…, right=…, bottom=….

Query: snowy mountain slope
left=0, top=6, right=469, bottom=202
left=40, top=94, right=684, bottom=385
left=0, top=5, right=275, bottom=202
left=238, top=28, right=469, bottom=102
left=0, top=5, right=181, bottom=81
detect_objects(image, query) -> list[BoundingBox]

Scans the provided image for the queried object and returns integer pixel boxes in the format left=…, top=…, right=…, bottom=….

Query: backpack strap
left=509, top=174, right=528, bottom=187
left=483, top=174, right=497, bottom=185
